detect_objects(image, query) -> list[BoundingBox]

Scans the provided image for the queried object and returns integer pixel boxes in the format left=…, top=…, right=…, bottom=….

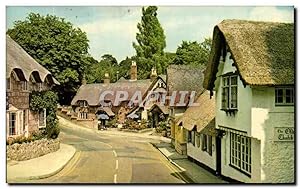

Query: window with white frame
left=38, top=109, right=46, bottom=128
left=222, top=75, right=238, bottom=110
left=230, top=132, right=251, bottom=175
left=79, top=112, right=88, bottom=119
left=275, top=87, right=294, bottom=106
left=79, top=100, right=88, bottom=107
left=22, top=80, right=28, bottom=91
left=9, top=112, right=17, bottom=135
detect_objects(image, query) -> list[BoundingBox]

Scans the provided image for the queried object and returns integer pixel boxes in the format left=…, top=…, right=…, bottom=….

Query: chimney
left=150, top=67, right=157, bottom=81
left=130, top=61, right=137, bottom=81
left=103, top=73, right=110, bottom=84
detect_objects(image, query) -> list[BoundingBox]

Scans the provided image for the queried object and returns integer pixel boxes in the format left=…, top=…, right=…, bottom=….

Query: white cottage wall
left=251, top=87, right=294, bottom=183
left=214, top=51, right=253, bottom=135
left=187, top=136, right=216, bottom=171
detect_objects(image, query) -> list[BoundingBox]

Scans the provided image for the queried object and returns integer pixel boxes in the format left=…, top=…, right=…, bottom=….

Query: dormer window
left=79, top=100, right=88, bottom=107
left=221, top=75, right=238, bottom=111
left=275, top=87, right=294, bottom=106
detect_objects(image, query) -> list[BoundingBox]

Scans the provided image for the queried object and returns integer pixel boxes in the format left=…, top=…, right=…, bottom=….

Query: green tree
left=86, top=54, right=120, bottom=83
left=173, top=38, right=212, bottom=67
left=7, top=13, right=90, bottom=105
left=133, top=6, right=167, bottom=78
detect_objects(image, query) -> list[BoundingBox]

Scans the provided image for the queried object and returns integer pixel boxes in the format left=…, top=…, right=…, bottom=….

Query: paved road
left=30, top=125, right=187, bottom=184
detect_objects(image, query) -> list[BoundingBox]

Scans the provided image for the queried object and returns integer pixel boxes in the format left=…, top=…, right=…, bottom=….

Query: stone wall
left=7, top=138, right=60, bottom=161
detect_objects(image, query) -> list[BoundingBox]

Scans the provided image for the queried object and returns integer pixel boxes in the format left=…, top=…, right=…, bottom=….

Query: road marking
left=115, top=160, right=119, bottom=170
left=114, top=174, right=117, bottom=183
left=113, top=150, right=117, bottom=157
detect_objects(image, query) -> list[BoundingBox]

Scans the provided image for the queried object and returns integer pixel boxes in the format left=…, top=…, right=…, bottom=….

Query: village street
left=28, top=123, right=189, bottom=183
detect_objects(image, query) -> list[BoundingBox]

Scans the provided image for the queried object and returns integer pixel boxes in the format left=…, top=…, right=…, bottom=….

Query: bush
left=6, top=130, right=48, bottom=145
left=155, top=121, right=168, bottom=133
left=107, top=117, right=117, bottom=128
left=30, top=90, right=60, bottom=139
left=47, top=126, right=60, bottom=139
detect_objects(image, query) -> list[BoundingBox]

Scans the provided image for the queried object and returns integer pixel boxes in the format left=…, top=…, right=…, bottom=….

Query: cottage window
left=275, top=87, right=294, bottom=106
left=79, top=112, right=88, bottom=119
left=22, top=81, right=28, bottom=91
left=222, top=75, right=238, bottom=110
left=7, top=78, right=10, bottom=90
left=201, top=134, right=213, bottom=156
left=9, top=112, right=16, bottom=135
left=187, top=131, right=192, bottom=142
left=79, top=100, right=88, bottom=107
left=38, top=108, right=46, bottom=128
left=202, top=134, right=207, bottom=151
left=230, top=132, right=251, bottom=176
left=23, top=110, right=27, bottom=132
left=38, top=83, right=43, bottom=91
left=191, top=131, right=195, bottom=146
left=196, top=133, right=201, bottom=148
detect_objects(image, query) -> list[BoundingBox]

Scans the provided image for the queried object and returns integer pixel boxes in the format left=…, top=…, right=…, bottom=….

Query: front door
left=216, top=133, right=222, bottom=176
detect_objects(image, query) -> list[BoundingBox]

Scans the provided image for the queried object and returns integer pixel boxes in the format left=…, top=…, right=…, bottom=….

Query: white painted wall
left=214, top=52, right=253, bottom=135
left=187, top=135, right=216, bottom=171
left=214, top=50, right=294, bottom=183
left=251, top=87, right=294, bottom=183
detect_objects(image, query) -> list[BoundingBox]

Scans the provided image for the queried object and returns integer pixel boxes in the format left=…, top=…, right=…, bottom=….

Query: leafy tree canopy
left=173, top=38, right=212, bottom=67
left=7, top=13, right=90, bottom=105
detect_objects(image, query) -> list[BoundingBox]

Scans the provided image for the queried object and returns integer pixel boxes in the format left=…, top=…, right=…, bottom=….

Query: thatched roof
left=96, top=107, right=115, bottom=116
left=203, top=19, right=294, bottom=90
left=6, top=35, right=59, bottom=85
left=177, top=91, right=216, bottom=135
left=167, top=65, right=205, bottom=106
left=71, top=79, right=153, bottom=106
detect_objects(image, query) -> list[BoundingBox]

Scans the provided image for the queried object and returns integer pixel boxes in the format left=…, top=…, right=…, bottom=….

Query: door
left=216, top=134, right=222, bottom=176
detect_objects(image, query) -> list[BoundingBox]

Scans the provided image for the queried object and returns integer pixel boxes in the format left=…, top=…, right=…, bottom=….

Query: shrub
left=30, top=90, right=60, bottom=139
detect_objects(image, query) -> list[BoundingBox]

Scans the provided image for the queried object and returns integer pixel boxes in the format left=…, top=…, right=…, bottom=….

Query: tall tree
left=7, top=13, right=90, bottom=105
left=85, top=54, right=120, bottom=83
left=173, top=38, right=212, bottom=67
left=133, top=6, right=167, bottom=79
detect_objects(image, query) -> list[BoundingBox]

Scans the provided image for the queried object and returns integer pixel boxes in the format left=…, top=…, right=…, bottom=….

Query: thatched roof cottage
left=203, top=20, right=294, bottom=183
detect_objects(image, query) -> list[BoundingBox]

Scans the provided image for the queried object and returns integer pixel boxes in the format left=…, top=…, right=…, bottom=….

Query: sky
left=6, top=6, right=294, bottom=62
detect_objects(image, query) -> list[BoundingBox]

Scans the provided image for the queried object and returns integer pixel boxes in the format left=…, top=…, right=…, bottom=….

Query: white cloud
left=249, top=7, right=294, bottom=23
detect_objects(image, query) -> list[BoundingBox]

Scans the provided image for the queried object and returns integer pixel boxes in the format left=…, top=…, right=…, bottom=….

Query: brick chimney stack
left=150, top=67, right=157, bottom=81
left=130, top=61, right=137, bottom=81
left=82, top=74, right=87, bottom=85
left=103, top=73, right=110, bottom=84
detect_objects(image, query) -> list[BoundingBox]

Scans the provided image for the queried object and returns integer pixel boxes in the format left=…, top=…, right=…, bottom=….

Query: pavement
left=152, top=142, right=227, bottom=184
left=7, top=143, right=76, bottom=183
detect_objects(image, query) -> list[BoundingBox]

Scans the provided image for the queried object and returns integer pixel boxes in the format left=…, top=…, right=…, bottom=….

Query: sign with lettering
left=274, top=127, right=294, bottom=141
